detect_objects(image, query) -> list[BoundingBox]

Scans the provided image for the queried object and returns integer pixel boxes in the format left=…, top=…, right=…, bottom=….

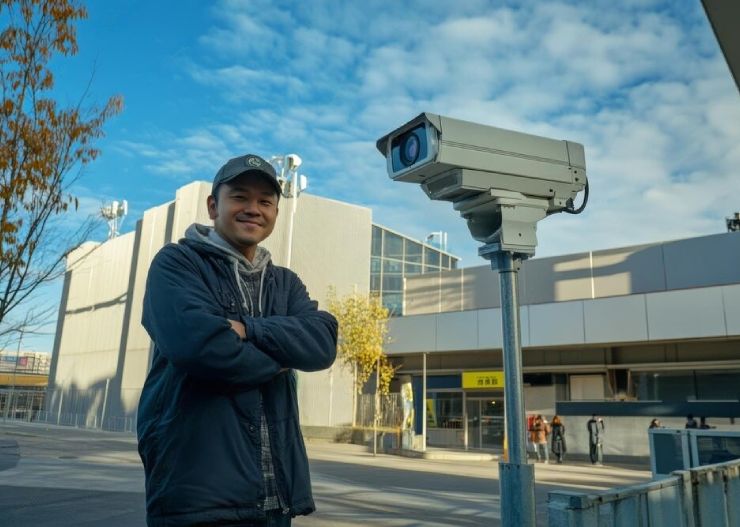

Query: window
left=382, top=292, right=403, bottom=316
left=383, top=259, right=403, bottom=273
left=371, top=226, right=383, bottom=257
left=425, top=249, right=440, bottom=267
left=442, top=254, right=450, bottom=268
left=370, top=274, right=381, bottom=292
left=426, top=392, right=463, bottom=429
left=382, top=275, right=403, bottom=291
left=404, top=263, right=422, bottom=275
left=383, top=231, right=404, bottom=259
left=405, top=240, right=422, bottom=263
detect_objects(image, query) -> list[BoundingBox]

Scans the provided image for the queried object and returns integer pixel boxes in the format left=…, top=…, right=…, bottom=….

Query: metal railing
left=548, top=458, right=740, bottom=526
left=355, top=392, right=402, bottom=430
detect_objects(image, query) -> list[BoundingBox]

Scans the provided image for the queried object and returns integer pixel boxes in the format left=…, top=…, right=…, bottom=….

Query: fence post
left=56, top=390, right=64, bottom=425
left=100, top=378, right=110, bottom=430
left=548, top=492, right=597, bottom=527
left=726, top=463, right=740, bottom=526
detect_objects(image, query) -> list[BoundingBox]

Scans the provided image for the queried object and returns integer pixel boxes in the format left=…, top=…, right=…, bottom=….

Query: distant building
left=0, top=350, right=50, bottom=419
left=387, top=231, right=740, bottom=459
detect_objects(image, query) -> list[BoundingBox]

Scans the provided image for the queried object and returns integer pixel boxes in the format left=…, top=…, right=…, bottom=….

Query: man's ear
left=207, top=195, right=218, bottom=220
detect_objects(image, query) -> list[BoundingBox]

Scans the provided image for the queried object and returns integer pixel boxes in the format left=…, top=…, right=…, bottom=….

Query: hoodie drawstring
left=234, top=259, right=253, bottom=315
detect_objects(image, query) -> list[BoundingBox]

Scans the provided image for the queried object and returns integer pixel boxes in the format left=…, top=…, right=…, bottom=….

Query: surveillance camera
left=377, top=113, right=589, bottom=255
left=376, top=113, right=586, bottom=211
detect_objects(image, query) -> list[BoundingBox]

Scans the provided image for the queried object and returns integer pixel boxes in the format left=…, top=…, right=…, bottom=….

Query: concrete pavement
left=0, top=421, right=651, bottom=526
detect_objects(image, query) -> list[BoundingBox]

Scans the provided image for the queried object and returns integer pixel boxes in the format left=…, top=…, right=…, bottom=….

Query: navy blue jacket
left=137, top=238, right=338, bottom=526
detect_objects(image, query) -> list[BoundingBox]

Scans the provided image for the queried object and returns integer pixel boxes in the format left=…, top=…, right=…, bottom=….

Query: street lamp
left=377, top=113, right=589, bottom=527
left=269, top=154, right=308, bottom=268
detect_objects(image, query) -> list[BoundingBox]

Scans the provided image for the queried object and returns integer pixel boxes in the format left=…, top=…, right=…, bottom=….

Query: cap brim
left=217, top=169, right=282, bottom=197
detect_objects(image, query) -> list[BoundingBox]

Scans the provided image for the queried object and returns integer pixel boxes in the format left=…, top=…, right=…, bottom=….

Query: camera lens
left=400, top=132, right=420, bottom=167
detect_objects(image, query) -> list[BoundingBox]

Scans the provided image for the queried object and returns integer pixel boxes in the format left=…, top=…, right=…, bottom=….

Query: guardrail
left=650, top=428, right=740, bottom=477
left=548, top=458, right=740, bottom=526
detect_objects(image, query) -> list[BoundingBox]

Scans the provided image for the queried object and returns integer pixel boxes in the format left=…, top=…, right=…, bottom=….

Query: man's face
left=207, top=172, right=279, bottom=260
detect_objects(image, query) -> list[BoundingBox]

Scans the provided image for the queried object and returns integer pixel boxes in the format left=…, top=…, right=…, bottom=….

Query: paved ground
left=0, top=421, right=651, bottom=526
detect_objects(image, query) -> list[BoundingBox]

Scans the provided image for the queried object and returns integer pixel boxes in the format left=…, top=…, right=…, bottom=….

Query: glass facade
left=632, top=369, right=740, bottom=402
left=370, top=225, right=459, bottom=316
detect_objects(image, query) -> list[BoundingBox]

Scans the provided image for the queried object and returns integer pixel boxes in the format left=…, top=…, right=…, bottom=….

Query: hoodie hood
left=184, top=223, right=272, bottom=315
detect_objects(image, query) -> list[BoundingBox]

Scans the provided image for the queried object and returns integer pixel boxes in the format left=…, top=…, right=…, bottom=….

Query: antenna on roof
left=101, top=200, right=128, bottom=240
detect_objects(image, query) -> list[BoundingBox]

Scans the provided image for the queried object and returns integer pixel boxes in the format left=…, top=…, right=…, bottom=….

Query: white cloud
left=127, top=0, right=740, bottom=266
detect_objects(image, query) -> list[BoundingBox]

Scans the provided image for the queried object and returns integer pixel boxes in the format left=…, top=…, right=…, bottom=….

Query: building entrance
left=466, top=396, right=504, bottom=450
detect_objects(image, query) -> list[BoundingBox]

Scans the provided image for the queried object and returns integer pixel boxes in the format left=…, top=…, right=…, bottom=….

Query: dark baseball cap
left=212, top=154, right=282, bottom=198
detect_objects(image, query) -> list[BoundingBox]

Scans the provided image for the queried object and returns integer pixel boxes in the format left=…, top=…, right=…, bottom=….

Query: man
left=685, top=414, right=698, bottom=429
left=586, top=414, right=605, bottom=465
left=137, top=154, right=338, bottom=526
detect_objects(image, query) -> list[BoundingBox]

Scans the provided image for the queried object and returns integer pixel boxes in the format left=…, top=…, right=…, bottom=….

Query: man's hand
left=229, top=319, right=247, bottom=340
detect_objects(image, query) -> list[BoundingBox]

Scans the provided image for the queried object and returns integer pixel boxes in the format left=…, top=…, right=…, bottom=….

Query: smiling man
left=137, top=154, right=338, bottom=527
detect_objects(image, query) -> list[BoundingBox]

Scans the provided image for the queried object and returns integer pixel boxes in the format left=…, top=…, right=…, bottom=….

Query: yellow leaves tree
left=0, top=0, right=122, bottom=342
left=327, top=289, right=397, bottom=396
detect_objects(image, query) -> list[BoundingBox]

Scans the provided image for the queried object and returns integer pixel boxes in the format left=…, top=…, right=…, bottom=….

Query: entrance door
left=466, top=397, right=504, bottom=450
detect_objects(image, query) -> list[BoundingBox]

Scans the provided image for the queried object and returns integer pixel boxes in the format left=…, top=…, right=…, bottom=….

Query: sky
left=12, top=0, right=740, bottom=351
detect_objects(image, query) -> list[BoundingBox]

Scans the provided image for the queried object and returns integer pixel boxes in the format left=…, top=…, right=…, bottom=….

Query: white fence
left=548, top=458, right=740, bottom=526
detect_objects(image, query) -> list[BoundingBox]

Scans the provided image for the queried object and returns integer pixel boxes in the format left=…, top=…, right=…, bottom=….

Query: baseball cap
left=212, top=154, right=282, bottom=198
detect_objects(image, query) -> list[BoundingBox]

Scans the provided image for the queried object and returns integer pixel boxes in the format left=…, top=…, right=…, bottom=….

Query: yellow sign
left=462, top=371, right=504, bottom=389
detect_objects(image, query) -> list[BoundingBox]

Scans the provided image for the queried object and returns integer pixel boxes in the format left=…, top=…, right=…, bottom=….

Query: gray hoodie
left=185, top=223, right=272, bottom=316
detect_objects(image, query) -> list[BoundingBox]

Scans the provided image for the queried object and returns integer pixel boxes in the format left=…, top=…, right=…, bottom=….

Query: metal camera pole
left=480, top=243, right=535, bottom=527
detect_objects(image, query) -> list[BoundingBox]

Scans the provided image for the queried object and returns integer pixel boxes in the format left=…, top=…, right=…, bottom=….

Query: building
left=387, top=231, right=740, bottom=459
left=0, top=350, right=50, bottom=419
left=45, top=180, right=457, bottom=432
left=370, top=224, right=458, bottom=315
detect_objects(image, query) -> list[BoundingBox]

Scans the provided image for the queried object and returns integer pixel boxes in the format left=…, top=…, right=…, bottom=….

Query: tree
left=0, top=0, right=123, bottom=343
left=327, top=289, right=397, bottom=396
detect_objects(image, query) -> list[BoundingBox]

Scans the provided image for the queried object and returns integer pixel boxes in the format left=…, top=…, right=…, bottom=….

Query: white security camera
left=377, top=113, right=589, bottom=254
left=376, top=112, right=586, bottom=211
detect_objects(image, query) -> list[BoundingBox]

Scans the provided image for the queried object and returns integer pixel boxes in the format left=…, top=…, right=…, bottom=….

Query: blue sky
left=15, top=0, right=740, bottom=351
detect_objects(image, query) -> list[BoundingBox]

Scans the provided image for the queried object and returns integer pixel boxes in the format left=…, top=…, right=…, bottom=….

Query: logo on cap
left=246, top=156, right=262, bottom=168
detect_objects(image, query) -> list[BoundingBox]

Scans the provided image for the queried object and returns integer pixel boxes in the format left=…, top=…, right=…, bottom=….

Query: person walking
left=530, top=414, right=550, bottom=463
left=136, top=154, right=338, bottom=527
left=550, top=415, right=567, bottom=464
left=685, top=414, right=698, bottom=429
left=586, top=414, right=605, bottom=465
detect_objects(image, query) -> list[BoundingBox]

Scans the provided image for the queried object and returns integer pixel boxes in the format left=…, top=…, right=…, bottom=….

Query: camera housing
left=376, top=113, right=588, bottom=255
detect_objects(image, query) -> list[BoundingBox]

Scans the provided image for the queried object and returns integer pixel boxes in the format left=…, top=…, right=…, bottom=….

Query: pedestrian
left=685, top=414, right=698, bottom=429
left=586, top=414, right=605, bottom=465
left=530, top=414, right=550, bottom=462
left=136, top=154, right=338, bottom=527
left=550, top=415, right=567, bottom=464
left=699, top=416, right=715, bottom=429
left=648, top=418, right=662, bottom=429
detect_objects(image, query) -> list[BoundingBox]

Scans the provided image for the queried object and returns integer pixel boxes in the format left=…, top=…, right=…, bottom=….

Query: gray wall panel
left=477, top=308, right=503, bottom=349
left=592, top=243, right=666, bottom=296
left=528, top=301, right=585, bottom=347
left=584, top=295, right=649, bottom=344
left=724, top=284, right=740, bottom=337
left=646, top=287, right=727, bottom=341
left=387, top=315, right=437, bottom=354
left=520, top=253, right=592, bottom=304
left=404, top=232, right=740, bottom=314
left=435, top=311, right=478, bottom=352
left=461, top=267, right=499, bottom=310
left=663, top=232, right=740, bottom=290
